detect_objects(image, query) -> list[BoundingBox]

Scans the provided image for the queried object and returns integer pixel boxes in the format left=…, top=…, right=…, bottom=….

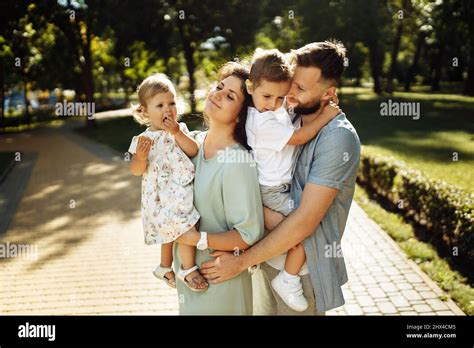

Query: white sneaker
left=271, top=271, right=309, bottom=312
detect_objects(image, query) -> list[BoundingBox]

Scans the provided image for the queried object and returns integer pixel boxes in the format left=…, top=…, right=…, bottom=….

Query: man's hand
left=200, top=251, right=247, bottom=284
left=136, top=136, right=153, bottom=161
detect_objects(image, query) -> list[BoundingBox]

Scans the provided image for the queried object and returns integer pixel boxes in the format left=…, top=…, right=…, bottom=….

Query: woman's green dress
left=173, top=133, right=264, bottom=315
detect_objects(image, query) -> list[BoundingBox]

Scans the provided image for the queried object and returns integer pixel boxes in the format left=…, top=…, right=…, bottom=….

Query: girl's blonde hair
left=131, top=73, right=178, bottom=126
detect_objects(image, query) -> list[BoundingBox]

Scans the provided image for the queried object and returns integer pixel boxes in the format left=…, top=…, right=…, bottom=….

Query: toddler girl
left=128, top=73, right=208, bottom=292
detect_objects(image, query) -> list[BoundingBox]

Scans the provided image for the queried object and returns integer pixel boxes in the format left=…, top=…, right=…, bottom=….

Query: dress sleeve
left=128, top=136, right=139, bottom=154
left=222, top=151, right=265, bottom=245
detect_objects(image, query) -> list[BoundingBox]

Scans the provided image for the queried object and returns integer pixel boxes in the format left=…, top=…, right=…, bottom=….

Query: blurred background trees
left=1, top=0, right=473, bottom=127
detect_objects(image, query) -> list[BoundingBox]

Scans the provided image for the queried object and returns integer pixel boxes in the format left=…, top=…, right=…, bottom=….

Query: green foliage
left=255, top=11, right=305, bottom=52
left=342, top=87, right=474, bottom=192
left=123, top=41, right=167, bottom=84
left=358, top=148, right=474, bottom=267
left=2, top=0, right=474, bottom=125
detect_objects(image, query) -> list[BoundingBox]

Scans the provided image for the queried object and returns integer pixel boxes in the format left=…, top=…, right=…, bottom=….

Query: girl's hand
left=136, top=136, right=153, bottom=161
left=162, top=116, right=180, bottom=135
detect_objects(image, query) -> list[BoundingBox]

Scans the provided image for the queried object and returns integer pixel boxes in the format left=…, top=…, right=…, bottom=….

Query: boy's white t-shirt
left=245, top=106, right=300, bottom=186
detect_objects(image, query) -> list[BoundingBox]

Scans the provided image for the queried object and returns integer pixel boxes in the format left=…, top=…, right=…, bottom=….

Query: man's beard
left=293, top=98, right=321, bottom=115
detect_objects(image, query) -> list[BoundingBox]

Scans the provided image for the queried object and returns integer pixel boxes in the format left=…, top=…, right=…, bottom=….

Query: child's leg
left=177, top=243, right=196, bottom=270
left=271, top=243, right=309, bottom=312
left=284, top=243, right=306, bottom=276
left=177, top=242, right=208, bottom=291
left=161, top=242, right=174, bottom=268
left=154, top=242, right=176, bottom=287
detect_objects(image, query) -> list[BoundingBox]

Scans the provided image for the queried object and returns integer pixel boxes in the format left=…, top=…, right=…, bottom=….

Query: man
left=201, top=40, right=361, bottom=315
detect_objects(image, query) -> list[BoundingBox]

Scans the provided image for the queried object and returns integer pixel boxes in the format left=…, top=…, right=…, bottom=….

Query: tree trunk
left=59, top=2, right=96, bottom=127
left=0, top=57, right=4, bottom=123
left=82, top=21, right=95, bottom=128
left=119, top=68, right=131, bottom=103
left=431, top=45, right=445, bottom=91
left=184, top=46, right=196, bottom=114
left=368, top=44, right=384, bottom=94
left=464, top=64, right=474, bottom=96
left=177, top=19, right=196, bottom=114
left=464, top=3, right=474, bottom=95
left=23, top=78, right=30, bottom=124
left=386, top=0, right=408, bottom=93
left=405, top=33, right=424, bottom=91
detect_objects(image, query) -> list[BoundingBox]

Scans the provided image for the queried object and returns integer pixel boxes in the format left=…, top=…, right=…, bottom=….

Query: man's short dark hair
left=290, top=40, right=346, bottom=85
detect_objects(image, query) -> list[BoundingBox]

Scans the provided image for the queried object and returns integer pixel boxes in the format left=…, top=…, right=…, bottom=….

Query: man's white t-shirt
left=245, top=105, right=309, bottom=275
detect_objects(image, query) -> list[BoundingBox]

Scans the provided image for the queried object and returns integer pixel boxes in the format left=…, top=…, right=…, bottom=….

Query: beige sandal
left=153, top=265, right=176, bottom=289
left=177, top=265, right=209, bottom=292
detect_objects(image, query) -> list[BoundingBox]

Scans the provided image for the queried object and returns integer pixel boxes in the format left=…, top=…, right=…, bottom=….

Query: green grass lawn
left=340, top=87, right=474, bottom=193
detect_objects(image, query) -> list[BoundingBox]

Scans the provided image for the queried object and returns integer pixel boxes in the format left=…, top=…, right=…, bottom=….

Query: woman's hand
left=135, top=136, right=153, bottom=161
left=200, top=251, right=247, bottom=284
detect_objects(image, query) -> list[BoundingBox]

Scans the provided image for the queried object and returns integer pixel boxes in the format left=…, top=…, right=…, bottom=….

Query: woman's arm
left=207, top=230, right=250, bottom=251
left=176, top=228, right=250, bottom=251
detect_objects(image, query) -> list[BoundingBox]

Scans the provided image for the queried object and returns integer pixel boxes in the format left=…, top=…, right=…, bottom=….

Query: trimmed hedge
left=358, top=147, right=474, bottom=266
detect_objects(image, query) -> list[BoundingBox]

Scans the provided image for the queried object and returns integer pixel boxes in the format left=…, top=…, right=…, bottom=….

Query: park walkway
left=0, top=124, right=464, bottom=315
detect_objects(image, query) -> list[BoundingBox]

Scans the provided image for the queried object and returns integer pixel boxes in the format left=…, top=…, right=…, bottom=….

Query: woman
left=174, top=62, right=264, bottom=314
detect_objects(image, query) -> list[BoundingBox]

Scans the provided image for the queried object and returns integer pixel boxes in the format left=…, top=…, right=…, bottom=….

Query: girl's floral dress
left=128, top=123, right=200, bottom=245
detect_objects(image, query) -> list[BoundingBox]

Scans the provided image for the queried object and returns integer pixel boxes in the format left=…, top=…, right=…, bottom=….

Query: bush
left=358, top=147, right=474, bottom=267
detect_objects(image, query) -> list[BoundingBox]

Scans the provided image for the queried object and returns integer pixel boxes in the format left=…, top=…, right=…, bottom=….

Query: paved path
left=0, top=124, right=464, bottom=315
